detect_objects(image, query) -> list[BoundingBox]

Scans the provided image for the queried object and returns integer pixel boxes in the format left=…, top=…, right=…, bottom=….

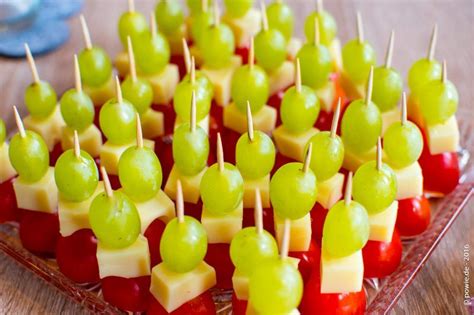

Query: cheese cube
left=268, top=61, right=295, bottom=95
left=274, top=213, right=311, bottom=252
left=243, top=175, right=270, bottom=208
left=273, top=126, right=319, bottom=162
left=201, top=201, right=243, bottom=244
left=329, top=38, right=343, bottom=72
left=201, top=55, right=243, bottom=106
left=320, top=248, right=364, bottom=293
left=114, top=51, right=129, bottom=78
left=407, top=94, right=424, bottom=128
left=58, top=182, right=104, bottom=237
left=339, top=72, right=365, bottom=101
left=135, top=190, right=175, bottom=233
left=142, top=108, right=165, bottom=139
left=100, top=140, right=154, bottom=175
left=287, top=38, right=303, bottom=61
left=317, top=173, right=344, bottom=209
left=0, top=143, right=16, bottom=183
left=23, top=105, right=65, bottom=151
left=369, top=201, right=398, bottom=242
left=143, top=64, right=180, bottom=105
left=381, top=107, right=401, bottom=136
left=166, top=25, right=188, bottom=56
left=150, top=261, right=216, bottom=313
left=222, top=9, right=261, bottom=47
left=224, top=103, right=277, bottom=134
left=13, top=167, right=57, bottom=213
left=97, top=235, right=151, bottom=279
left=426, top=116, right=459, bottom=154
left=83, top=75, right=115, bottom=107
left=61, top=124, right=102, bottom=158
left=174, top=114, right=209, bottom=135
left=164, top=165, right=207, bottom=204
left=343, top=145, right=386, bottom=172
left=392, top=162, right=423, bottom=200
left=316, top=81, right=336, bottom=112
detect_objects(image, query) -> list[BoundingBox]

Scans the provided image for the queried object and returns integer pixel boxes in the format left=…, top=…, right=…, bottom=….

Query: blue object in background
left=0, top=0, right=83, bottom=57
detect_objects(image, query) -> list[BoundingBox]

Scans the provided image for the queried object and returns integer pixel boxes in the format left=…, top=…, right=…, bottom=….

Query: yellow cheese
left=97, top=235, right=150, bottom=279
left=315, top=81, right=336, bottom=112
left=273, top=126, right=319, bottom=162
left=246, top=303, right=300, bottom=315
left=381, top=106, right=401, bottom=136
left=164, top=165, right=207, bottom=204
left=143, top=64, right=180, bottom=105
left=189, top=45, right=204, bottom=68
left=201, top=55, right=243, bottom=106
left=339, top=71, right=365, bottom=101
left=426, top=116, right=459, bottom=154
left=268, top=61, right=295, bottom=95
left=174, top=114, right=209, bottom=135
left=222, top=9, right=261, bottom=47
left=201, top=201, right=243, bottom=244
left=23, top=104, right=65, bottom=151
left=13, top=167, right=57, bottom=213
left=287, top=38, right=303, bottom=61
left=150, top=261, right=216, bottom=313
left=243, top=175, right=270, bottom=208
left=114, top=51, right=129, bottom=78
left=134, top=190, right=175, bottom=233
left=317, top=173, right=344, bottom=209
left=224, top=103, right=277, bottom=134
left=274, top=213, right=311, bottom=252
left=343, top=145, right=385, bottom=172
left=58, top=182, right=104, bottom=237
left=0, top=143, right=16, bottom=183
left=83, top=75, right=115, bottom=107
left=100, top=140, right=154, bottom=175
left=141, top=108, right=165, bottom=139
left=407, top=95, right=425, bottom=128
left=166, top=24, right=188, bottom=56
left=329, top=38, right=343, bottom=73
left=320, top=248, right=364, bottom=294
left=61, top=124, right=102, bottom=158
left=368, top=200, right=398, bottom=242
left=392, top=162, right=423, bottom=200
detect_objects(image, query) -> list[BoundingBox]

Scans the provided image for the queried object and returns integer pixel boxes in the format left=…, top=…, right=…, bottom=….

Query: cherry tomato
left=235, top=46, right=249, bottom=65
left=231, top=292, right=248, bottom=315
left=102, top=275, right=151, bottom=312
left=19, top=209, right=59, bottom=257
left=396, top=196, right=431, bottom=237
left=310, top=203, right=328, bottom=246
left=204, top=243, right=234, bottom=289
left=0, top=177, right=19, bottom=223
left=148, top=290, right=216, bottom=315
left=289, top=239, right=321, bottom=283
left=362, top=229, right=402, bottom=278
left=144, top=218, right=166, bottom=268
left=56, top=229, right=100, bottom=283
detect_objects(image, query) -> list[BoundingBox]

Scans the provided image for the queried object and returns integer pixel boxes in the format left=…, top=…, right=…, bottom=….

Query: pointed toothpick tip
left=127, top=36, right=137, bottom=82
left=24, top=43, right=40, bottom=84
left=74, top=54, right=82, bottom=92
left=13, top=106, right=26, bottom=138
left=344, top=172, right=353, bottom=206
left=295, top=58, right=302, bottom=93
left=217, top=132, right=224, bottom=172
left=100, top=166, right=113, bottom=198
left=384, top=30, right=395, bottom=69
left=182, top=38, right=191, bottom=74
left=246, top=101, right=254, bottom=141
left=428, top=24, right=438, bottom=61
left=401, top=92, right=407, bottom=125
left=136, top=113, right=143, bottom=148
left=303, top=142, right=312, bottom=173
left=356, top=11, right=364, bottom=43
left=190, top=90, right=197, bottom=132
left=280, top=219, right=291, bottom=259
left=255, top=187, right=263, bottom=235
left=79, top=15, right=92, bottom=49
left=176, top=179, right=185, bottom=223
left=365, top=66, right=374, bottom=105
left=330, top=98, right=342, bottom=138
left=376, top=137, right=382, bottom=171
left=73, top=130, right=81, bottom=159
left=115, top=76, right=123, bottom=104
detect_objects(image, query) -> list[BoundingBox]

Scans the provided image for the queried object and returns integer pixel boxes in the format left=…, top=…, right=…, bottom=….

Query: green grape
left=230, top=227, right=278, bottom=276
left=270, top=162, right=317, bottom=220
left=231, top=64, right=269, bottom=113
left=352, top=161, right=397, bottom=215
left=121, top=76, right=153, bottom=114
left=280, top=86, right=320, bottom=134
left=187, top=0, right=214, bottom=15
left=224, top=0, right=253, bottom=18
left=134, top=32, right=170, bottom=75
left=0, top=119, right=6, bottom=145
left=9, top=130, right=49, bottom=183
left=160, top=216, right=208, bottom=273
left=249, top=258, right=303, bottom=314
left=306, top=131, right=344, bottom=181
left=267, top=1, right=294, bottom=41
left=296, top=43, right=332, bottom=89
left=371, top=66, right=403, bottom=112
left=89, top=190, right=141, bottom=249
left=254, top=28, right=287, bottom=72
left=118, top=11, right=148, bottom=47
left=60, top=89, right=94, bottom=132
left=173, top=76, right=212, bottom=122
left=118, top=146, right=162, bottom=202
left=200, top=163, right=244, bottom=214
left=24, top=81, right=57, bottom=119
left=200, top=23, right=235, bottom=69
left=342, top=39, right=376, bottom=84
left=54, top=149, right=98, bottom=202
left=236, top=131, right=275, bottom=179
left=99, top=99, right=137, bottom=144
left=341, top=99, right=382, bottom=154
left=173, top=123, right=209, bottom=176
left=304, top=11, right=337, bottom=46
left=78, top=47, right=113, bottom=87
left=384, top=121, right=423, bottom=169
left=190, top=10, right=213, bottom=46
left=417, top=79, right=458, bottom=126
left=322, top=199, right=370, bottom=258
left=407, top=58, right=442, bottom=93
left=155, top=0, right=184, bottom=36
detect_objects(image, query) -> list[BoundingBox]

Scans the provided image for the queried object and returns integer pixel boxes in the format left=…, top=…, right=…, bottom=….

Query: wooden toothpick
left=202, top=0, right=208, bottom=13
left=73, top=130, right=81, bottom=159
left=384, top=30, right=395, bottom=69
left=401, top=92, right=407, bottom=126
left=79, top=15, right=92, bottom=50
left=255, top=188, right=263, bottom=235
left=190, top=90, right=197, bottom=132
left=441, top=60, right=447, bottom=83
left=302, top=142, right=313, bottom=173
left=260, top=0, right=269, bottom=31
left=313, top=15, right=320, bottom=46
left=246, top=101, right=254, bottom=142
left=213, top=0, right=220, bottom=27
left=316, top=0, right=323, bottom=12
left=100, top=166, right=113, bottom=198
left=115, top=76, right=123, bottom=104
left=280, top=219, right=291, bottom=259
left=13, top=106, right=26, bottom=138
left=249, top=37, right=255, bottom=71
left=376, top=137, right=382, bottom=171
left=356, top=11, right=364, bottom=43
left=24, top=43, right=40, bottom=84
left=150, top=11, right=157, bottom=39
left=330, top=97, right=341, bottom=138
left=127, top=36, right=137, bottom=83
left=295, top=58, right=302, bottom=93
left=128, top=0, right=135, bottom=12
left=190, top=56, right=196, bottom=85
left=74, top=54, right=82, bottom=92
left=344, top=172, right=353, bottom=206
left=427, top=24, right=438, bottom=61
left=136, top=113, right=143, bottom=148
left=182, top=38, right=191, bottom=74
left=176, top=180, right=185, bottom=223
left=365, top=66, right=374, bottom=105
left=217, top=132, right=224, bottom=172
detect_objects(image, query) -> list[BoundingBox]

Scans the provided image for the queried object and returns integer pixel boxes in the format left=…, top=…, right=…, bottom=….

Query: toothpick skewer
left=246, top=101, right=254, bottom=142
left=441, top=60, right=447, bottom=83
left=376, top=137, right=382, bottom=171
left=316, top=0, right=323, bottom=12
left=190, top=91, right=197, bottom=133
left=115, top=76, right=123, bottom=104
left=127, top=36, right=137, bottom=83
left=365, top=66, right=374, bottom=105
left=295, top=58, right=302, bottom=93
left=249, top=37, right=255, bottom=71
left=330, top=98, right=341, bottom=138
left=280, top=219, right=290, bottom=259
left=13, top=106, right=26, bottom=138
left=314, top=15, right=320, bottom=45
left=101, top=166, right=113, bottom=198
left=217, top=132, right=224, bottom=172
left=182, top=38, right=191, bottom=74
left=74, top=54, right=82, bottom=92
left=255, top=188, right=263, bottom=235
left=260, top=1, right=269, bottom=31
left=73, top=130, right=81, bottom=159
left=150, top=12, right=157, bottom=39
left=384, top=30, right=395, bottom=69
left=213, top=0, right=220, bottom=27
left=401, top=92, right=407, bottom=126
left=190, top=57, right=196, bottom=85
left=302, top=142, right=313, bottom=173
left=344, top=172, right=353, bottom=206
left=136, top=113, right=143, bottom=148
left=128, top=0, right=135, bottom=12
left=201, top=0, right=208, bottom=13
left=427, top=24, right=438, bottom=61
left=24, top=44, right=40, bottom=84
left=356, top=11, right=364, bottom=43
left=176, top=180, right=185, bottom=223
left=80, top=15, right=92, bottom=50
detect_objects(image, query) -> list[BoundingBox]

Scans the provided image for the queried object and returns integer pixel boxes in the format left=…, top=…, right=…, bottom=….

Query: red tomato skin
left=148, top=291, right=216, bottom=315
left=289, top=239, right=321, bottom=283
left=231, top=292, right=248, bottom=315
left=19, top=209, right=59, bottom=257
left=0, top=177, right=19, bottom=223
left=310, top=203, right=329, bottom=246
left=396, top=196, right=431, bottom=237
left=144, top=218, right=167, bottom=268
left=102, top=275, right=151, bottom=312
left=204, top=243, right=234, bottom=289
left=56, top=229, right=100, bottom=283
left=362, top=230, right=402, bottom=278
left=418, top=147, right=460, bottom=195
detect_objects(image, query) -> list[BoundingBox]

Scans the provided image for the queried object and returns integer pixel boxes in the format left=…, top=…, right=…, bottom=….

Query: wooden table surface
left=0, top=0, right=472, bottom=314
